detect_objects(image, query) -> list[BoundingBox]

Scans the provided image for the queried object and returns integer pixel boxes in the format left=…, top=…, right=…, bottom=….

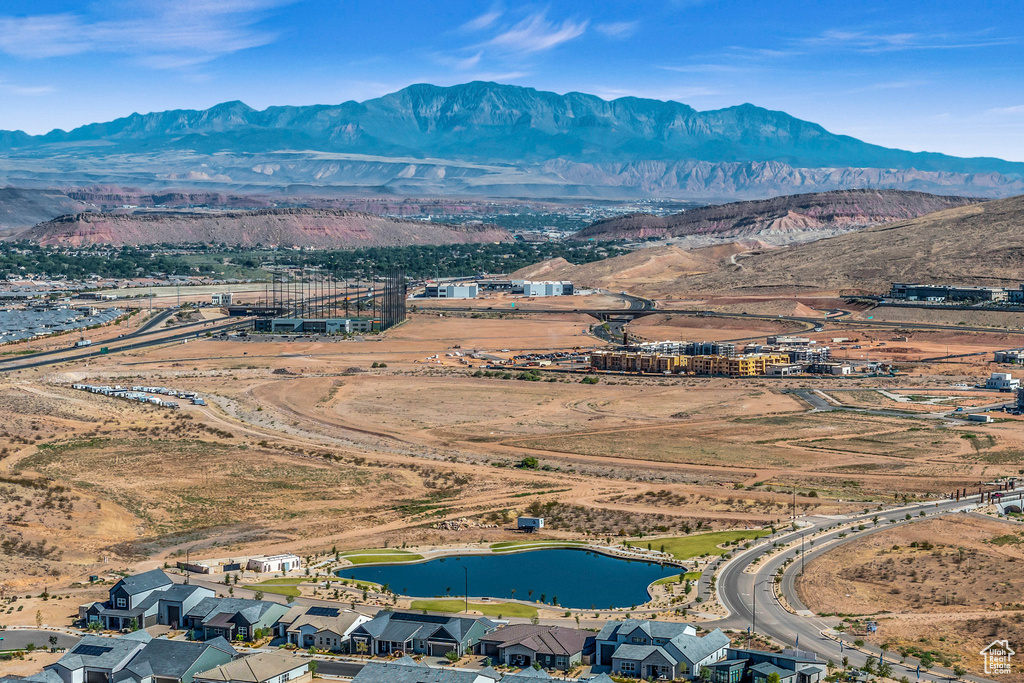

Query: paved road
left=0, top=629, right=80, bottom=650
left=712, top=490, right=1011, bottom=683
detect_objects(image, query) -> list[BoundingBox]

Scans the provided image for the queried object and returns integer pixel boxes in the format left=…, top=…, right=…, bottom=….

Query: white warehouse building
left=424, top=283, right=478, bottom=299
left=517, top=280, right=574, bottom=297
left=247, top=554, right=302, bottom=573
left=986, top=372, right=1020, bottom=391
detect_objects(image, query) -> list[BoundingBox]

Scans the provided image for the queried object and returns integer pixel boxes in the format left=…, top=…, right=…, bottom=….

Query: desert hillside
left=0, top=187, right=92, bottom=235
left=574, top=189, right=982, bottom=244
left=512, top=243, right=759, bottom=296
left=16, top=208, right=514, bottom=247
left=686, top=193, right=1024, bottom=293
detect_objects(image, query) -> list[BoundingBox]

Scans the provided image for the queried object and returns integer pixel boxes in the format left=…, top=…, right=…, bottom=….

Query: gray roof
left=596, top=619, right=695, bottom=642
left=186, top=597, right=286, bottom=624
left=612, top=644, right=677, bottom=666
left=1, top=672, right=63, bottom=683
left=501, top=668, right=552, bottom=680
left=113, top=638, right=237, bottom=683
left=116, top=569, right=173, bottom=596
left=51, top=634, right=145, bottom=672
left=667, top=628, right=730, bottom=665
left=352, top=661, right=482, bottom=683
left=356, top=611, right=495, bottom=646
left=750, top=663, right=798, bottom=680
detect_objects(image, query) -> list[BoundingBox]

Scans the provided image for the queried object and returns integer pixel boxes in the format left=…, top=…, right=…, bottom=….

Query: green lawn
left=253, top=578, right=312, bottom=585
left=652, top=571, right=702, bottom=586
left=410, top=599, right=538, bottom=618
left=631, top=530, right=770, bottom=560
left=343, top=553, right=424, bottom=565
left=490, top=540, right=588, bottom=552
left=339, top=549, right=423, bottom=565
left=249, top=584, right=300, bottom=597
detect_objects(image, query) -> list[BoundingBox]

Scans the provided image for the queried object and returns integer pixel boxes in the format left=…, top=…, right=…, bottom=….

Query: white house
left=986, top=372, right=1020, bottom=391
left=246, top=554, right=302, bottom=573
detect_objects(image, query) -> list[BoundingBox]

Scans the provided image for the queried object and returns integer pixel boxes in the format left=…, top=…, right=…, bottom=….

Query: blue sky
left=0, top=0, right=1022, bottom=160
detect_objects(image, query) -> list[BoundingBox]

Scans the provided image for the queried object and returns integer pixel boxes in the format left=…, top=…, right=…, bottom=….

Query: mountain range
left=2, top=82, right=1023, bottom=200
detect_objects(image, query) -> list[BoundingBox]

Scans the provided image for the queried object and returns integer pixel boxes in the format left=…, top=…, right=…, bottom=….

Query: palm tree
left=878, top=661, right=893, bottom=679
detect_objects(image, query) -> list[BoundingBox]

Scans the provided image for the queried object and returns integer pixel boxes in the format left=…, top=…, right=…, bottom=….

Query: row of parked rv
left=72, top=384, right=206, bottom=408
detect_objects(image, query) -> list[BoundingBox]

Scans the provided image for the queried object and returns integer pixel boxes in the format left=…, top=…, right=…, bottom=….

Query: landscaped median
left=652, top=571, right=702, bottom=586
left=409, top=599, right=538, bottom=618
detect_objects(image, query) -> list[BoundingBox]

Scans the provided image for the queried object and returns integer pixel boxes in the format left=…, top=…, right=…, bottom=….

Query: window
left=238, top=626, right=248, bottom=636
left=116, top=598, right=126, bottom=608
left=631, top=637, right=645, bottom=644
left=621, top=662, right=636, bottom=673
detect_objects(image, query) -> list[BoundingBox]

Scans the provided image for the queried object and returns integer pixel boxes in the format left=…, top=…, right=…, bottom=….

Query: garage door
left=429, top=642, right=456, bottom=657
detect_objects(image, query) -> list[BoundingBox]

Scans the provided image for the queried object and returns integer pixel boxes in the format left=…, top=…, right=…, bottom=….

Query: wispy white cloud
left=0, top=0, right=289, bottom=68
left=485, top=11, right=588, bottom=53
left=659, top=63, right=745, bottom=74
left=801, top=28, right=1017, bottom=53
left=987, top=104, right=1024, bottom=115
left=462, top=6, right=503, bottom=32
left=595, top=21, right=639, bottom=39
left=0, top=80, right=55, bottom=96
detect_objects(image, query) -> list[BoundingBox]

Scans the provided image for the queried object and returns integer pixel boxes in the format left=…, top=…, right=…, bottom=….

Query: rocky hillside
left=687, top=193, right=1024, bottom=292
left=16, top=208, right=513, bottom=248
left=574, top=190, right=983, bottom=244
left=0, top=83, right=1022, bottom=199
left=0, top=188, right=92, bottom=236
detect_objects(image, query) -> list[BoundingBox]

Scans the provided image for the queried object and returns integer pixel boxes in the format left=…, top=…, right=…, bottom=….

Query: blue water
left=339, top=548, right=676, bottom=609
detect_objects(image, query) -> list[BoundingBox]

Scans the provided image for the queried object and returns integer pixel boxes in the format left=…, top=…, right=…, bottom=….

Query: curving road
left=712, top=491, right=1011, bottom=682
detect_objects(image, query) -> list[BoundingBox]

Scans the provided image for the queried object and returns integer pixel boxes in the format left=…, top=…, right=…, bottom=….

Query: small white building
left=517, top=516, right=544, bottom=532
left=247, top=554, right=302, bottom=573
left=212, top=292, right=234, bottom=306
left=767, top=363, right=803, bottom=377
left=986, top=372, right=1020, bottom=391
left=994, top=349, right=1024, bottom=364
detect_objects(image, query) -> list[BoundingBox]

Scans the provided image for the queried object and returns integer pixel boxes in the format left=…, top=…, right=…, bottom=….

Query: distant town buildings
left=994, top=349, right=1024, bottom=364
left=421, top=280, right=574, bottom=299
left=889, top=282, right=1018, bottom=303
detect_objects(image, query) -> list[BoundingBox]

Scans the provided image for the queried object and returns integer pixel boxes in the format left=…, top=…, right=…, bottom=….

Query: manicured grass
left=340, top=548, right=417, bottom=557
left=253, top=577, right=312, bottom=585
left=631, top=530, right=770, bottom=560
left=490, top=540, right=588, bottom=552
left=343, top=552, right=424, bottom=565
left=249, top=584, right=300, bottom=597
left=410, top=599, right=538, bottom=618
left=652, top=571, right=702, bottom=586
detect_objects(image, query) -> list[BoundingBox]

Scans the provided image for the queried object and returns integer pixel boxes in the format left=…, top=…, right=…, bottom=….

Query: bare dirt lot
left=796, top=515, right=1024, bottom=680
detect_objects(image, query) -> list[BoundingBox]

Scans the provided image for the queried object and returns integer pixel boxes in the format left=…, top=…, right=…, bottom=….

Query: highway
left=712, top=491, right=1010, bottom=683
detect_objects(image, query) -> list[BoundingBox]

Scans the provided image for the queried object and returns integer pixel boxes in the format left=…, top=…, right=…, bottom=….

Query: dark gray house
left=595, top=619, right=729, bottom=680
left=349, top=611, right=497, bottom=658
left=86, top=570, right=213, bottom=631
left=184, top=597, right=290, bottom=643
left=704, top=649, right=826, bottom=683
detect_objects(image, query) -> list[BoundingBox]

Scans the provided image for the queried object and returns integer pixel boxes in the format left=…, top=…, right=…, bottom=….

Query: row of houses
left=0, top=306, right=124, bottom=344
left=3, top=632, right=311, bottom=683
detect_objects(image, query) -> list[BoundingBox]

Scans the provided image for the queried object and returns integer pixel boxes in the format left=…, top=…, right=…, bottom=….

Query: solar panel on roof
left=73, top=645, right=113, bottom=657
left=391, top=612, right=449, bottom=624
left=307, top=606, right=340, bottom=617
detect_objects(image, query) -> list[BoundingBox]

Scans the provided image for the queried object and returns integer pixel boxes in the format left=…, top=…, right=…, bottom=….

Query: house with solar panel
left=348, top=611, right=498, bottom=658
left=275, top=605, right=371, bottom=651
left=85, top=569, right=214, bottom=631
left=184, top=597, right=290, bottom=643
left=45, top=631, right=236, bottom=683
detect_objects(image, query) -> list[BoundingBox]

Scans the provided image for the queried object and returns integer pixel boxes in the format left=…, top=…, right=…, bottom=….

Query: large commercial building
left=519, top=280, right=574, bottom=297
left=590, top=350, right=788, bottom=377
left=424, top=283, right=478, bottom=299
left=253, top=318, right=374, bottom=334
left=889, top=283, right=1009, bottom=302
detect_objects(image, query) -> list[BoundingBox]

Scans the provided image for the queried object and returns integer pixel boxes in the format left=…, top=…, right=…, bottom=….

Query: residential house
left=476, top=624, right=591, bottom=671
left=349, top=611, right=497, bottom=658
left=1, top=672, right=64, bottom=683
left=47, top=633, right=152, bottom=683
left=185, top=598, right=290, bottom=643
left=596, top=620, right=729, bottom=680
left=705, top=649, right=825, bottom=683
left=86, top=570, right=213, bottom=631
left=109, top=638, right=237, bottom=683
left=352, top=657, right=498, bottom=683
left=275, top=605, right=370, bottom=651
left=192, top=653, right=309, bottom=683
left=46, top=632, right=236, bottom=683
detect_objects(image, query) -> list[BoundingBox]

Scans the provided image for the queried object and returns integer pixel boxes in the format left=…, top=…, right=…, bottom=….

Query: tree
left=953, top=665, right=967, bottom=680
left=35, top=609, right=43, bottom=628
left=355, top=641, right=369, bottom=656
left=878, top=661, right=893, bottom=679
left=842, top=656, right=849, bottom=670
left=863, top=656, right=876, bottom=675
left=826, top=660, right=836, bottom=675
left=768, top=672, right=782, bottom=683
left=48, top=635, right=58, bottom=650
left=129, top=617, right=139, bottom=632
left=699, top=666, right=713, bottom=682
left=308, top=661, right=318, bottom=677
left=919, top=654, right=934, bottom=670
left=444, top=650, right=459, bottom=663
left=254, top=590, right=264, bottom=601
left=286, top=595, right=295, bottom=604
